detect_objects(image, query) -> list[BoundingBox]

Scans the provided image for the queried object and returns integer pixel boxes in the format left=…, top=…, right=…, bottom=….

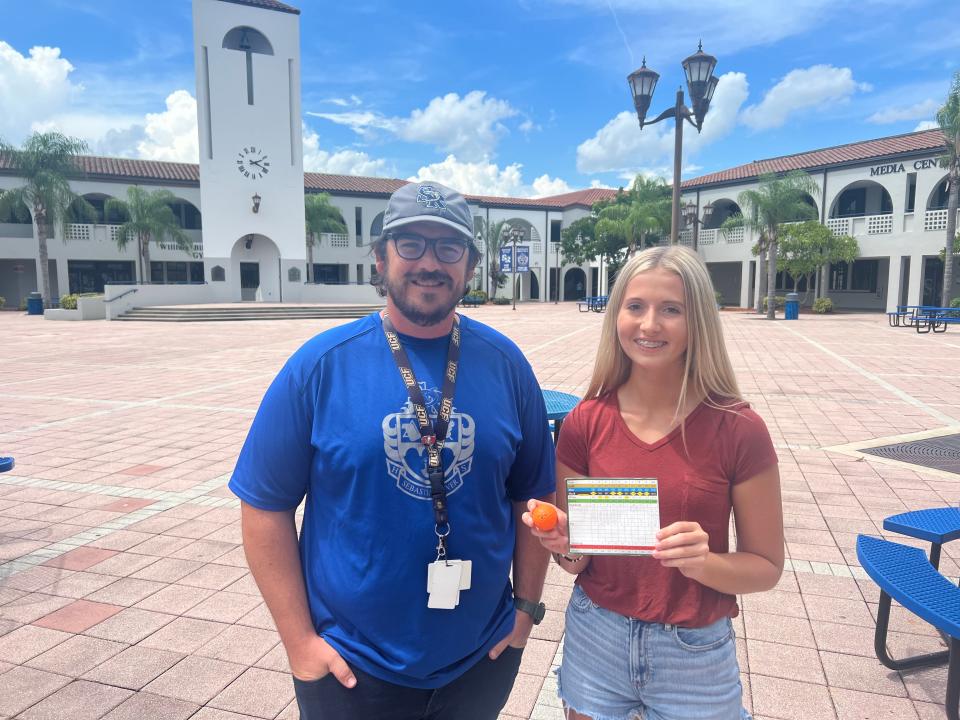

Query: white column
left=739, top=260, right=751, bottom=308
left=885, top=255, right=902, bottom=312
left=907, top=254, right=923, bottom=306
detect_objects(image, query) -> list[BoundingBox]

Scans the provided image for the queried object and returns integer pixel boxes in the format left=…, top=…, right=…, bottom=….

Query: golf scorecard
left=565, top=477, right=661, bottom=556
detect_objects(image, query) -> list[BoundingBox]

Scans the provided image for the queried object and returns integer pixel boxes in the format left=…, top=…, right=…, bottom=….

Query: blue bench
left=911, top=307, right=960, bottom=334
left=577, top=296, right=608, bottom=313
left=0, top=457, right=13, bottom=473
left=857, top=535, right=960, bottom=720
left=459, top=295, right=485, bottom=308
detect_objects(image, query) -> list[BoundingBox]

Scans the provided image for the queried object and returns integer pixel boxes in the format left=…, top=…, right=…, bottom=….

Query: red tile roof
left=215, top=0, right=300, bottom=15
left=0, top=153, right=616, bottom=209
left=304, top=173, right=407, bottom=196
left=683, top=129, right=947, bottom=189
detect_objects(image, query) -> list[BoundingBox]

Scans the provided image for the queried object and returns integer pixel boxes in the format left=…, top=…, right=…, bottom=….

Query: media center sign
left=499, top=246, right=530, bottom=273
left=870, top=157, right=947, bottom=177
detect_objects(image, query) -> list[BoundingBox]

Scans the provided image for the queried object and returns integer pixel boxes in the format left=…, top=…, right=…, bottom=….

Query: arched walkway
left=564, top=268, right=586, bottom=301
left=703, top=199, right=741, bottom=229
left=830, top=180, right=893, bottom=218
left=230, top=233, right=281, bottom=302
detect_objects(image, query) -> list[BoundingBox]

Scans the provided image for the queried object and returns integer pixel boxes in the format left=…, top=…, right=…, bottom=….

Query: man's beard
left=384, top=265, right=467, bottom=327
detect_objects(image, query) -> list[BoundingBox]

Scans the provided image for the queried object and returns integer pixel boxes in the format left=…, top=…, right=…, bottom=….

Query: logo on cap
left=416, top=185, right=446, bottom=210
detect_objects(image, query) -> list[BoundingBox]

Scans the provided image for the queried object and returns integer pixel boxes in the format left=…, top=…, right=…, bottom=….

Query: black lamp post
left=628, top=43, right=718, bottom=244
left=508, top=226, right=524, bottom=311
left=682, top=200, right=714, bottom=251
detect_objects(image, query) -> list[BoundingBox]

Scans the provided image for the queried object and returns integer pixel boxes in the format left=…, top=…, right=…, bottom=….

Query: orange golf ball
left=531, top=504, right=558, bottom=531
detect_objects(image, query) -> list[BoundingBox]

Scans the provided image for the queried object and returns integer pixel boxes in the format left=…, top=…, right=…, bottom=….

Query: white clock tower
left=192, top=0, right=305, bottom=302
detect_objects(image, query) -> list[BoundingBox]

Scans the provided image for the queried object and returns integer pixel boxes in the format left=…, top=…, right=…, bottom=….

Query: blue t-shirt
left=229, top=312, right=555, bottom=688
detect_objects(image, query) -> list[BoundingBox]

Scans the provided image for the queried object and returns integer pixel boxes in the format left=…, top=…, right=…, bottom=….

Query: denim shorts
left=557, top=585, right=751, bottom=720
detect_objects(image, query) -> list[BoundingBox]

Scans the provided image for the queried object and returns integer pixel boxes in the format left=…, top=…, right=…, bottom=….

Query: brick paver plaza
left=2, top=304, right=960, bottom=720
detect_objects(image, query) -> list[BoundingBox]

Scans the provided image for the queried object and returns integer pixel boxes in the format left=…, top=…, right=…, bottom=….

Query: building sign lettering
left=869, top=158, right=946, bottom=176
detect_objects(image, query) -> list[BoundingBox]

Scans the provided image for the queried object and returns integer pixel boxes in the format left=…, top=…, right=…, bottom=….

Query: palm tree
left=481, top=219, right=507, bottom=298
left=734, top=172, right=820, bottom=319
left=938, top=71, right=960, bottom=306
left=0, top=131, right=92, bottom=307
left=595, top=178, right=670, bottom=256
left=105, top=187, right=191, bottom=283
left=304, top=193, right=347, bottom=282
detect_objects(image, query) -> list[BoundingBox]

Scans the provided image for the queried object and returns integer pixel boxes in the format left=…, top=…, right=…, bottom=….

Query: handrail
left=104, top=288, right=138, bottom=304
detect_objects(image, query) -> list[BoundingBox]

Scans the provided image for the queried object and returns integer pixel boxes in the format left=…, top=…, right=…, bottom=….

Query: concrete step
left=117, top=304, right=383, bottom=322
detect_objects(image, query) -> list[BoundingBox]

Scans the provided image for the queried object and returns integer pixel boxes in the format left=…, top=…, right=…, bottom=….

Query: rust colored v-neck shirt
left=556, top=393, right=778, bottom=628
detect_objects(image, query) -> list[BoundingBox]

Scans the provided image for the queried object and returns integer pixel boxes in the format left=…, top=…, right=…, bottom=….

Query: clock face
left=235, top=146, right=270, bottom=180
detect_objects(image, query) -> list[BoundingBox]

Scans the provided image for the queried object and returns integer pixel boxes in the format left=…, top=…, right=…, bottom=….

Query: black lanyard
left=381, top=313, right=461, bottom=554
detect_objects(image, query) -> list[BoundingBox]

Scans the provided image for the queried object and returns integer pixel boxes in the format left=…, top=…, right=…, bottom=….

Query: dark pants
left=292, top=646, right=524, bottom=720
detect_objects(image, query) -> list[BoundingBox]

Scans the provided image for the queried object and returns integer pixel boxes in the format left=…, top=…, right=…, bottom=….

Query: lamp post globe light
left=628, top=43, right=718, bottom=244
left=681, top=200, right=714, bottom=251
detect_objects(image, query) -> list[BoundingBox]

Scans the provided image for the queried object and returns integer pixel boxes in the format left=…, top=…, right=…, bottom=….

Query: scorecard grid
left=565, top=477, right=660, bottom=555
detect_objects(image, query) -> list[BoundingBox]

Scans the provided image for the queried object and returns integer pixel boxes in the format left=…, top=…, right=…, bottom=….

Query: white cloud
left=914, top=120, right=939, bottom=132
left=576, top=72, right=748, bottom=175
left=135, top=90, right=200, bottom=162
left=867, top=99, right=940, bottom=124
left=310, top=90, right=520, bottom=161
left=531, top=175, right=573, bottom=197
left=0, top=42, right=82, bottom=143
left=741, top=65, right=870, bottom=130
left=302, top=126, right=392, bottom=176
left=408, top=155, right=573, bottom=198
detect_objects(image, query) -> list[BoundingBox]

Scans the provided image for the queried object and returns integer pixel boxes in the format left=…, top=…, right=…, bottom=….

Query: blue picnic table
left=884, top=507, right=960, bottom=571
left=542, top=389, right=579, bottom=444
left=0, top=457, right=14, bottom=473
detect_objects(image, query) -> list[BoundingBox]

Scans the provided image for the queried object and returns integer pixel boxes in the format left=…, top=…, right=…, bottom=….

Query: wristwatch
left=513, top=597, right=546, bottom=624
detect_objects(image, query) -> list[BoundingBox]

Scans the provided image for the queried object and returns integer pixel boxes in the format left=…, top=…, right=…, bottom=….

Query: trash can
left=26, top=291, right=44, bottom=315
left=785, top=292, right=799, bottom=320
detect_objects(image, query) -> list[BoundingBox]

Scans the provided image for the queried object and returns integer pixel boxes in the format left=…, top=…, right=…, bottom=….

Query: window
left=313, top=264, right=348, bottom=284
left=551, top=219, right=562, bottom=243
left=356, top=264, right=364, bottom=284
left=836, top=188, right=865, bottom=217
left=851, top=259, right=879, bottom=292
left=830, top=262, right=848, bottom=291
left=211, top=265, right=226, bottom=282
left=168, top=201, right=202, bottom=229
left=905, top=173, right=917, bottom=213
left=149, top=261, right=205, bottom=284
left=288, top=267, right=302, bottom=282
left=355, top=207, right=363, bottom=246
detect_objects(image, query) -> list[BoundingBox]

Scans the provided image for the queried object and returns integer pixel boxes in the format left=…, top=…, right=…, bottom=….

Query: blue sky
left=1, top=0, right=958, bottom=196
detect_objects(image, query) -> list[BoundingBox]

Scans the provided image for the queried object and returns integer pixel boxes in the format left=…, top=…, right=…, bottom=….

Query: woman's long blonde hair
left=584, top=245, right=742, bottom=417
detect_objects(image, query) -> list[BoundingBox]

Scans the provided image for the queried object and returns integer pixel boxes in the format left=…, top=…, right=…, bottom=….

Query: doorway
left=240, top=262, right=260, bottom=301
left=922, top=257, right=943, bottom=307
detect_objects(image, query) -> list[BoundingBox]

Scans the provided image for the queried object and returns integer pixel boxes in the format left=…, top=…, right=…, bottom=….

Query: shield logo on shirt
left=382, top=384, right=475, bottom=500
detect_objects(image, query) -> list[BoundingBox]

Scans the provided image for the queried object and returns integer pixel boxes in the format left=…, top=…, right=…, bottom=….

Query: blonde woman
left=525, top=246, right=783, bottom=720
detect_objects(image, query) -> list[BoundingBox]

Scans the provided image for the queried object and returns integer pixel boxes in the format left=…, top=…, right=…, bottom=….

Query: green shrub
left=761, top=295, right=787, bottom=311
left=467, top=289, right=488, bottom=301
left=60, top=294, right=78, bottom=310
left=950, top=297, right=960, bottom=309
left=714, top=291, right=723, bottom=307
left=812, top=297, right=834, bottom=314
left=0, top=296, right=5, bottom=309
left=492, top=296, right=511, bottom=305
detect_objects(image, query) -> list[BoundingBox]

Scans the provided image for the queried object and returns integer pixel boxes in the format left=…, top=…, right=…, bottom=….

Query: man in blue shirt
left=230, top=181, right=556, bottom=720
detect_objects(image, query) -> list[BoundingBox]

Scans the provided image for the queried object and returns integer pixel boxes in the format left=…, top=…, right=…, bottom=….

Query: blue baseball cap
left=382, top=181, right=474, bottom=240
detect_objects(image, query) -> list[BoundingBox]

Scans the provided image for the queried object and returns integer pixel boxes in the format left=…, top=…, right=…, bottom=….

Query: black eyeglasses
left=389, top=232, right=468, bottom=264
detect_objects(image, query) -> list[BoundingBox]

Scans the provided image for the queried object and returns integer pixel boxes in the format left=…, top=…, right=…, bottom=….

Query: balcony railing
left=678, top=229, right=694, bottom=246
left=722, top=226, right=744, bottom=244
left=699, top=229, right=717, bottom=245
left=316, top=232, right=349, bottom=248
left=924, top=208, right=960, bottom=232
left=866, top=214, right=893, bottom=235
